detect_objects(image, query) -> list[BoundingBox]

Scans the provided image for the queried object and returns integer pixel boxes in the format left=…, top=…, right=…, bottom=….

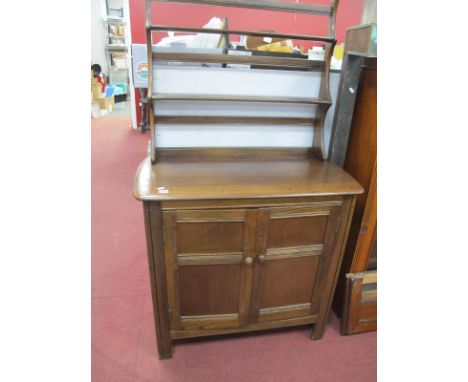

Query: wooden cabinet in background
left=332, top=57, right=377, bottom=335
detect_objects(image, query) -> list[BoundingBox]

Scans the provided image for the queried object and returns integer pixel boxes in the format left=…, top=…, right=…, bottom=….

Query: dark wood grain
left=149, top=25, right=335, bottom=43
left=248, top=201, right=345, bottom=328
left=267, top=216, right=328, bottom=247
left=328, top=0, right=339, bottom=37
left=162, top=208, right=258, bottom=332
left=351, top=162, right=376, bottom=272
left=138, top=0, right=361, bottom=359
left=143, top=202, right=172, bottom=359
left=311, top=39, right=335, bottom=159
left=161, top=195, right=344, bottom=210
left=157, top=147, right=311, bottom=159
left=341, top=271, right=377, bottom=334
left=344, top=23, right=377, bottom=57
left=177, top=221, right=244, bottom=252
left=155, top=116, right=319, bottom=125
left=310, top=195, right=356, bottom=340
left=170, top=315, right=318, bottom=339
left=141, top=190, right=359, bottom=358
left=331, top=57, right=377, bottom=336
left=258, top=303, right=312, bottom=322
left=258, top=257, right=320, bottom=310
left=151, top=94, right=331, bottom=105
left=178, top=265, right=242, bottom=315
left=153, top=51, right=324, bottom=69
left=134, top=155, right=363, bottom=202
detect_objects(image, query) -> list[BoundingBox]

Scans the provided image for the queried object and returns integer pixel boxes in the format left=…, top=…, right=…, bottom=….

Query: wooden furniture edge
left=341, top=270, right=377, bottom=335
left=143, top=202, right=172, bottom=359
left=170, top=315, right=318, bottom=339
left=310, top=194, right=357, bottom=339
left=133, top=154, right=364, bottom=202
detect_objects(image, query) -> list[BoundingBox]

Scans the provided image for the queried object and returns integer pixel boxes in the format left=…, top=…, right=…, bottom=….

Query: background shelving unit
left=103, top=10, right=130, bottom=99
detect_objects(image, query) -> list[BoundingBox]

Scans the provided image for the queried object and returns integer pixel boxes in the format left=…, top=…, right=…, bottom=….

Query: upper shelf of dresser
left=134, top=149, right=363, bottom=201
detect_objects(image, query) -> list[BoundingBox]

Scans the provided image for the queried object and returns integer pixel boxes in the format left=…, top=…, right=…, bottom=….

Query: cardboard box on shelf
left=256, top=39, right=294, bottom=53
left=246, top=34, right=283, bottom=50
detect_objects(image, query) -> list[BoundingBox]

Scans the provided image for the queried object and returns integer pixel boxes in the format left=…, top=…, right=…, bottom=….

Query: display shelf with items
left=103, top=13, right=129, bottom=98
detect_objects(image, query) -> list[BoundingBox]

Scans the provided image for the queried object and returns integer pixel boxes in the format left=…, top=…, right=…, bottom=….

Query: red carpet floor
left=91, top=116, right=377, bottom=382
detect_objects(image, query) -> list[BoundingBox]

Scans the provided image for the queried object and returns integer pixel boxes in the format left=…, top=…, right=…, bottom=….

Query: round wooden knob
left=258, top=255, right=266, bottom=262
left=244, top=257, right=253, bottom=265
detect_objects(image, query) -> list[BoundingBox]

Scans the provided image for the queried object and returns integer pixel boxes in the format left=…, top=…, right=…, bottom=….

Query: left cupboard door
left=162, top=209, right=257, bottom=331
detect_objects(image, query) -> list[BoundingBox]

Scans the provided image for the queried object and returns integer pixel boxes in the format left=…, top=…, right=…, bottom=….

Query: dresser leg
left=157, top=337, right=172, bottom=359
left=310, top=321, right=326, bottom=340
left=143, top=202, right=173, bottom=360
left=150, top=291, right=172, bottom=360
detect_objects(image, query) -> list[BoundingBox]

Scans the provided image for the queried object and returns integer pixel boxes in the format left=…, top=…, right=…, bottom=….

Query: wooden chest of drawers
left=134, top=152, right=362, bottom=358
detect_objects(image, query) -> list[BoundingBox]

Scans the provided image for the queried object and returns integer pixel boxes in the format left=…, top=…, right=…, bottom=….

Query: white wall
left=150, top=66, right=340, bottom=155
left=107, top=0, right=124, bottom=11
left=91, top=0, right=108, bottom=74
left=361, top=0, right=377, bottom=24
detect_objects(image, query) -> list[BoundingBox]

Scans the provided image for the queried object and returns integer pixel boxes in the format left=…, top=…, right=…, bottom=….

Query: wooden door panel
left=267, top=216, right=328, bottom=248
left=178, top=264, right=242, bottom=316
left=163, top=209, right=256, bottom=331
left=175, top=209, right=245, bottom=253
left=258, top=256, right=320, bottom=309
left=253, top=202, right=342, bottom=323
left=177, top=222, right=244, bottom=253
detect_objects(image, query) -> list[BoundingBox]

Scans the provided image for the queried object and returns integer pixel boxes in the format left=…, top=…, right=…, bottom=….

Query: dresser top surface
left=134, top=153, right=363, bottom=201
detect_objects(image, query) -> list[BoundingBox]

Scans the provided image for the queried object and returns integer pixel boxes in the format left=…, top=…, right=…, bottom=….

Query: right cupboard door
left=251, top=202, right=342, bottom=324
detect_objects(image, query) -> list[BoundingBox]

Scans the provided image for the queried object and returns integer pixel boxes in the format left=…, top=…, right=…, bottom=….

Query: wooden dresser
left=134, top=150, right=362, bottom=358
left=134, top=0, right=362, bottom=359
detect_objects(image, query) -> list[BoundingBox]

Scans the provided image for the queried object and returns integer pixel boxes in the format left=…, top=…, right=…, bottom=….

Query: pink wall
left=128, top=0, right=364, bottom=122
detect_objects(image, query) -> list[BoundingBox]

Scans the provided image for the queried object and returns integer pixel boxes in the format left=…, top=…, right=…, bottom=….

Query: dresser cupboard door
left=163, top=209, right=257, bottom=331
left=251, top=202, right=342, bottom=323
